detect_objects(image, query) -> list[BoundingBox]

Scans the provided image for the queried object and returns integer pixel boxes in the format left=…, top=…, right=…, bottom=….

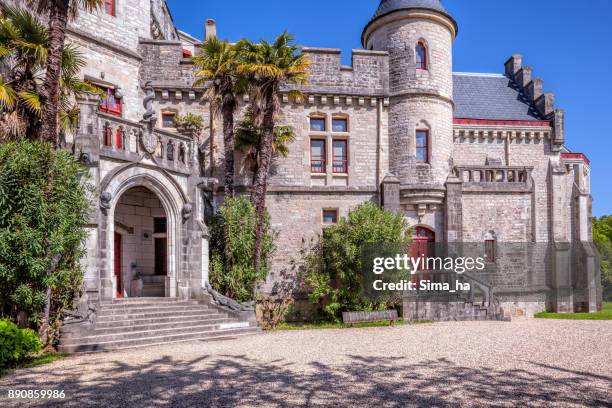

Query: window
left=416, top=129, right=429, bottom=163
left=103, top=123, right=112, bottom=147
left=322, top=209, right=338, bottom=224
left=104, top=0, right=115, bottom=17
left=310, top=117, right=326, bottom=132
left=99, top=87, right=121, bottom=116
left=310, top=139, right=326, bottom=173
left=162, top=112, right=176, bottom=128
left=182, top=49, right=192, bottom=58
left=332, top=118, right=348, bottom=133
left=485, top=239, right=496, bottom=262
left=115, top=127, right=123, bottom=150
left=154, top=217, right=167, bottom=234
left=332, top=139, right=348, bottom=173
left=416, top=42, right=427, bottom=70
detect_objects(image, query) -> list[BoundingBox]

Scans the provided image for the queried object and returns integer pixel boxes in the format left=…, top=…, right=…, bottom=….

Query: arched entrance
left=113, top=186, right=169, bottom=297
left=100, top=164, right=188, bottom=300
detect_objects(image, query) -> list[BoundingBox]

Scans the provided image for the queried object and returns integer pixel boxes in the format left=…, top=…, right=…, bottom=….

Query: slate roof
left=373, top=0, right=448, bottom=19
left=453, top=73, right=542, bottom=121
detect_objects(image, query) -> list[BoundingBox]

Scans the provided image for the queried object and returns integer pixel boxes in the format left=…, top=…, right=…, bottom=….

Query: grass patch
left=272, top=319, right=433, bottom=331
left=0, top=352, right=68, bottom=378
left=534, top=302, right=612, bottom=320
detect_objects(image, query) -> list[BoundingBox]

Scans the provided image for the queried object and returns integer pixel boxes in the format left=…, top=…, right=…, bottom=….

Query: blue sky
left=167, top=0, right=612, bottom=216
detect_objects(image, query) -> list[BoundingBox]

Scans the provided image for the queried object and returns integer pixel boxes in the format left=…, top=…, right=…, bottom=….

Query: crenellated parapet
left=504, top=54, right=564, bottom=152
left=291, top=48, right=389, bottom=97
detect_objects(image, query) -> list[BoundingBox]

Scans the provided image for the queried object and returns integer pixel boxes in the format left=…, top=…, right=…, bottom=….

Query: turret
left=363, top=0, right=457, bottom=221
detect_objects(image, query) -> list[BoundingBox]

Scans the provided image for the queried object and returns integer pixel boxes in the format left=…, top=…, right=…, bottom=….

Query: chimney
left=525, top=77, right=543, bottom=103
left=504, top=54, right=522, bottom=78
left=205, top=19, right=217, bottom=41
left=515, top=66, right=532, bottom=89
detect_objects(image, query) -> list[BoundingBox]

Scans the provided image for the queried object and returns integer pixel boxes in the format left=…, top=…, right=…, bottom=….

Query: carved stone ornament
left=139, top=81, right=158, bottom=155
left=182, top=203, right=193, bottom=223
left=100, top=192, right=112, bottom=210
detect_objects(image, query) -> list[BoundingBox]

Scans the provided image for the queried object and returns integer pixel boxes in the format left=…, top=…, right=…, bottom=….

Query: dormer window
left=416, top=42, right=427, bottom=70
left=104, top=0, right=116, bottom=17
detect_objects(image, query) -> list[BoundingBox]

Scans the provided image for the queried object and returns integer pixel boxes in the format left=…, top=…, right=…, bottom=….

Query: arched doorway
left=113, top=186, right=169, bottom=297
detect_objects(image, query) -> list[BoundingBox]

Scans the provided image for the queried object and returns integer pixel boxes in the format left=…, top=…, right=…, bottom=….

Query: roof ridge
left=453, top=72, right=506, bottom=78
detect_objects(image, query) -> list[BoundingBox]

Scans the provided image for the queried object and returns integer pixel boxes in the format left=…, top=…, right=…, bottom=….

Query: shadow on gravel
left=1, top=353, right=610, bottom=407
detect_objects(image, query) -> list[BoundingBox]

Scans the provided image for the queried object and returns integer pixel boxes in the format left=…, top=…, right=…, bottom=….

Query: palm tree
left=237, top=32, right=309, bottom=274
left=193, top=37, right=245, bottom=198
left=235, top=107, right=296, bottom=184
left=28, top=0, right=103, bottom=147
left=0, top=5, right=99, bottom=141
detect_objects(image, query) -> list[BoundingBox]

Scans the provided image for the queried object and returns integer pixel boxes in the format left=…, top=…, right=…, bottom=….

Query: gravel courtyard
left=1, top=320, right=610, bottom=407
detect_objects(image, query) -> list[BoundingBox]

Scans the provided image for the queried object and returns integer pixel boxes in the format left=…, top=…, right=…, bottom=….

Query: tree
left=237, top=32, right=309, bottom=274
left=0, top=5, right=99, bottom=141
left=235, top=107, right=296, bottom=184
left=0, top=141, right=91, bottom=346
left=301, top=202, right=412, bottom=320
left=208, top=197, right=275, bottom=303
left=593, top=216, right=612, bottom=301
left=193, top=37, right=246, bottom=199
left=28, top=0, right=103, bottom=147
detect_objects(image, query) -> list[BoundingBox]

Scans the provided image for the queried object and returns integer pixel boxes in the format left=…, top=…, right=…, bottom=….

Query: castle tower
left=363, top=0, right=458, bottom=227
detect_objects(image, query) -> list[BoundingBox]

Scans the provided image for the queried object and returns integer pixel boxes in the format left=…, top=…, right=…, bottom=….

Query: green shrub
left=593, top=216, right=612, bottom=301
left=301, top=202, right=411, bottom=321
left=0, top=319, right=42, bottom=368
left=0, top=141, right=91, bottom=341
left=209, top=197, right=275, bottom=302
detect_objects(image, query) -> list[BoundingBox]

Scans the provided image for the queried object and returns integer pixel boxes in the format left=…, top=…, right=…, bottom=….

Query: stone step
left=64, top=320, right=254, bottom=343
left=101, top=297, right=186, bottom=304
left=58, top=327, right=261, bottom=353
left=94, top=313, right=228, bottom=329
left=99, top=301, right=201, bottom=310
left=97, top=305, right=211, bottom=316
left=90, top=317, right=238, bottom=334
left=95, top=310, right=219, bottom=322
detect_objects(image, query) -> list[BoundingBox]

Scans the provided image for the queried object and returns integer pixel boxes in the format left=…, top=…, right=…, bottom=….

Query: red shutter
left=105, top=0, right=115, bottom=16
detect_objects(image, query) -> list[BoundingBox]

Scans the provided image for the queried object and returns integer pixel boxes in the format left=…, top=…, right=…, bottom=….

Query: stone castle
left=8, top=0, right=602, bottom=347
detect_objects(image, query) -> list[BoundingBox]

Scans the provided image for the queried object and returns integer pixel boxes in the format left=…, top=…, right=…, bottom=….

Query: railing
left=455, top=165, right=532, bottom=184
left=98, top=112, right=194, bottom=172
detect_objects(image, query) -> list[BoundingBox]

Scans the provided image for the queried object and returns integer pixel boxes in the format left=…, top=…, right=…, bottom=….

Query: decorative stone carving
left=204, top=282, right=255, bottom=312
left=100, top=192, right=112, bottom=211
left=140, top=81, right=157, bottom=154
left=63, top=293, right=96, bottom=327
left=166, top=140, right=175, bottom=161
left=182, top=203, right=193, bottom=223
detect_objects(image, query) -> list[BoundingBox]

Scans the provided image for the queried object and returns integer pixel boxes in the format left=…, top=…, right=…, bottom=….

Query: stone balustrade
left=455, top=165, right=533, bottom=192
left=98, top=112, right=195, bottom=174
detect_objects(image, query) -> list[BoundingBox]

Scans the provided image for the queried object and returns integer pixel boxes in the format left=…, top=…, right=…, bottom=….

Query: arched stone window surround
left=415, top=38, right=430, bottom=70
left=100, top=164, right=190, bottom=300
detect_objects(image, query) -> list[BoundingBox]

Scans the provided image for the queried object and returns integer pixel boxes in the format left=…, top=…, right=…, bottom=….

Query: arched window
left=484, top=232, right=497, bottom=262
left=416, top=42, right=427, bottom=70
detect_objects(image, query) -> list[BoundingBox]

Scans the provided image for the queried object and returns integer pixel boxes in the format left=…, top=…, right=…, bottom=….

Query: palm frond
left=0, top=75, right=17, bottom=109
left=18, top=89, right=41, bottom=114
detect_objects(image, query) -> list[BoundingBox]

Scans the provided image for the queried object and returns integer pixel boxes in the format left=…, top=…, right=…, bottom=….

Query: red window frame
left=416, top=42, right=427, bottom=70
left=332, top=139, right=348, bottom=174
left=416, top=129, right=429, bottom=163
left=104, top=0, right=115, bottom=16
left=99, top=87, right=122, bottom=117
left=310, top=139, right=326, bottom=174
left=115, top=128, right=123, bottom=150
left=485, top=240, right=496, bottom=262
left=182, top=49, right=192, bottom=58
left=103, top=125, right=112, bottom=147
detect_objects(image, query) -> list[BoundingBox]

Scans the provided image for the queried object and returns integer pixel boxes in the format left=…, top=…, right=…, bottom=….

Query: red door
left=114, top=232, right=123, bottom=298
left=411, top=227, right=435, bottom=283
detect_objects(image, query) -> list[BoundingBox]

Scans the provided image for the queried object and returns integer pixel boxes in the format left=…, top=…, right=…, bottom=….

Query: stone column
left=445, top=174, right=463, bottom=243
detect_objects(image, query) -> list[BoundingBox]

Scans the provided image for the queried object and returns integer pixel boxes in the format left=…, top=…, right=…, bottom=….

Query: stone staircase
left=59, top=298, right=260, bottom=353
